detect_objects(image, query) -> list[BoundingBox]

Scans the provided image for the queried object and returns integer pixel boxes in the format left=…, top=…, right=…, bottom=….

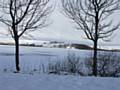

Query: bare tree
left=0, top=0, right=53, bottom=72
left=61, top=0, right=120, bottom=76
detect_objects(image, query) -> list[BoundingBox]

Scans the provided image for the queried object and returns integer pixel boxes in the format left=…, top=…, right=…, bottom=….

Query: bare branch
left=0, top=0, right=53, bottom=39
left=61, top=0, right=120, bottom=41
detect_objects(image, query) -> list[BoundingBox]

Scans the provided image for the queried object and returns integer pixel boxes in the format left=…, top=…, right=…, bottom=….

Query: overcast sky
left=0, top=0, right=120, bottom=46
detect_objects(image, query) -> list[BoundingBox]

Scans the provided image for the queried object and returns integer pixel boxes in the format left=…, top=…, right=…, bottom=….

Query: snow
left=0, top=45, right=92, bottom=72
left=0, top=73, right=120, bottom=90
left=0, top=45, right=120, bottom=90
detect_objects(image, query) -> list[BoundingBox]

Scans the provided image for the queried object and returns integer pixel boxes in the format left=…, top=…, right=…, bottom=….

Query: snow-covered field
left=1, top=73, right=120, bottom=90
left=0, top=45, right=91, bottom=72
left=0, top=45, right=120, bottom=90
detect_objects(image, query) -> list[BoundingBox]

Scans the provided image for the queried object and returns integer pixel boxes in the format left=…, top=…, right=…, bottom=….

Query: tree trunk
left=93, top=39, right=98, bottom=76
left=15, top=38, right=20, bottom=72
left=92, top=11, right=99, bottom=76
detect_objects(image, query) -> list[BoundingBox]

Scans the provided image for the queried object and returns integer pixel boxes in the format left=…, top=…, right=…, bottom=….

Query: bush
left=85, top=52, right=120, bottom=77
left=47, top=51, right=120, bottom=77
left=47, top=53, right=84, bottom=75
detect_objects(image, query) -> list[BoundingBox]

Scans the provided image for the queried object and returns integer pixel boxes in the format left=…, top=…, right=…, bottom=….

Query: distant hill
left=71, top=44, right=92, bottom=50
left=0, top=41, right=91, bottom=49
left=0, top=41, right=120, bottom=52
left=0, top=42, right=14, bottom=45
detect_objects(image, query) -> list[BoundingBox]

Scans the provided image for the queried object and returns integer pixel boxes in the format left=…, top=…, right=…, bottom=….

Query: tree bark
left=93, top=11, right=99, bottom=76
left=93, top=39, right=98, bottom=76
left=15, top=38, right=20, bottom=72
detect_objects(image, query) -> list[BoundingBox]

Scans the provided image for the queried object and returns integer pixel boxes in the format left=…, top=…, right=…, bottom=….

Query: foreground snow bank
left=0, top=73, right=120, bottom=90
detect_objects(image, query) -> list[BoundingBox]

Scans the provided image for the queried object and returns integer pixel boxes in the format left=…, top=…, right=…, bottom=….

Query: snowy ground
left=0, top=45, right=92, bottom=72
left=0, top=45, right=120, bottom=90
left=0, top=73, right=120, bottom=90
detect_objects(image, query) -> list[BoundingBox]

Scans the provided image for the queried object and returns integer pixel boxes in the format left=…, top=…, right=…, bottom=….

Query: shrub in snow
left=85, top=52, right=120, bottom=77
left=47, top=53, right=84, bottom=75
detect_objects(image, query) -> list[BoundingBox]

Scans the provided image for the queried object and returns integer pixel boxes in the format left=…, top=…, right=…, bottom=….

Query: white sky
left=0, top=0, right=120, bottom=46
